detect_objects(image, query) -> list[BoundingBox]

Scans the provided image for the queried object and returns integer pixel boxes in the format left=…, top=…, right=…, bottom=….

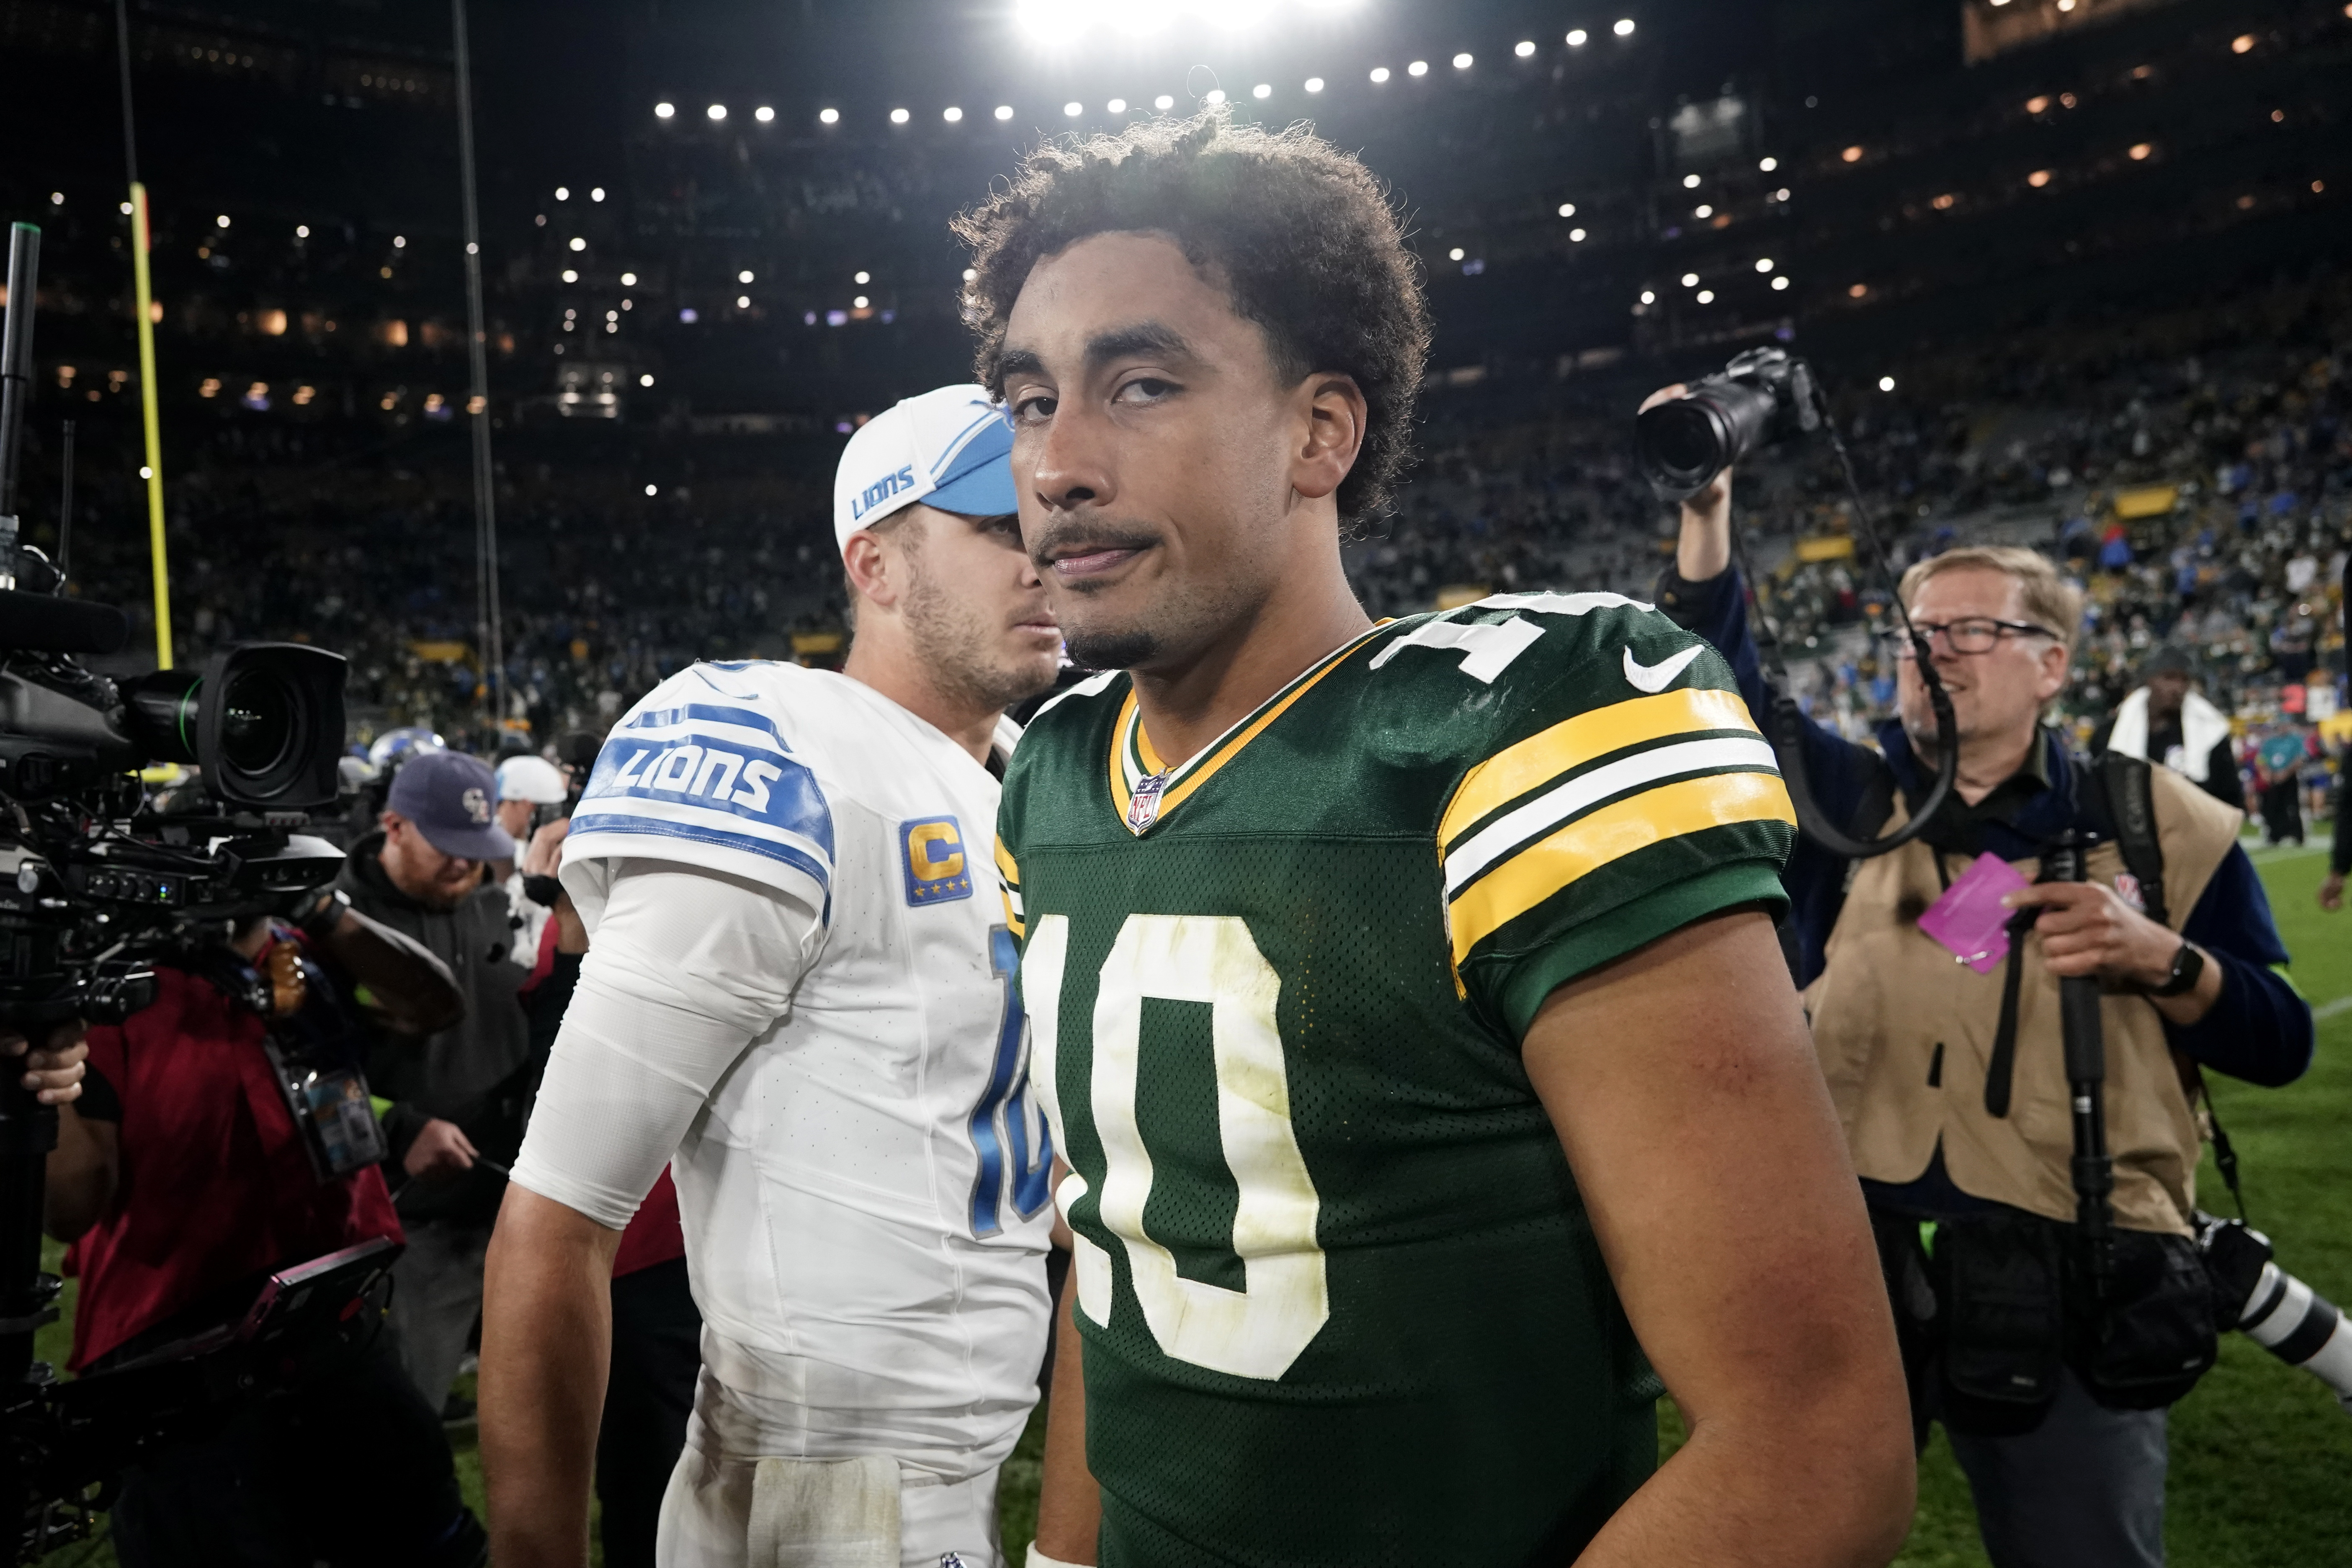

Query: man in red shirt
left=46, top=898, right=488, bottom=1568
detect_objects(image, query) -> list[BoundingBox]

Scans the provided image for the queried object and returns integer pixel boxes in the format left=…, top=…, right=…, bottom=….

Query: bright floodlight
left=555, top=186, right=570, bottom=201
left=945, top=106, right=964, bottom=121
left=1566, top=28, right=1587, bottom=45
left=591, top=187, right=606, bottom=201
left=1879, top=376, right=1896, bottom=391
left=855, top=271, right=871, bottom=284
left=646, top=484, right=658, bottom=496
left=819, top=107, right=840, bottom=124
left=1697, top=289, right=1715, bottom=303
left=1517, top=40, right=1536, bottom=57
left=1448, top=247, right=1465, bottom=260
left=853, top=296, right=869, bottom=309
left=569, top=237, right=587, bottom=252
left=1756, top=258, right=1774, bottom=272
left=1453, top=52, right=1473, bottom=68
left=1681, top=272, right=1698, bottom=286
left=1683, top=173, right=1701, bottom=188
left=739, top=294, right=754, bottom=308
left=654, top=102, right=675, bottom=118
left=1109, top=98, right=1128, bottom=112
left=1369, top=66, right=1390, bottom=82
left=641, top=373, right=655, bottom=386
left=621, top=272, right=638, bottom=286
left=755, top=106, right=775, bottom=123
left=1407, top=59, right=1428, bottom=76
left=1305, top=77, right=1324, bottom=92
left=1759, top=156, right=1778, bottom=172
left=1252, top=83, right=1270, bottom=99
left=739, top=270, right=755, bottom=283
left=392, top=234, right=407, bottom=247
left=1156, top=93, right=1175, bottom=109
left=1570, top=228, right=1587, bottom=241
left=1614, top=18, right=1636, bottom=36
left=706, top=103, right=726, bottom=120
left=216, top=213, right=232, bottom=227
left=1206, top=88, right=1226, bottom=103
left=1694, top=204, right=1712, bottom=218
left=891, top=107, right=911, bottom=124
left=1064, top=100, right=1083, bottom=116
left=1640, top=290, right=1656, bottom=304
left=996, top=104, right=1015, bottom=119
left=296, top=224, right=310, bottom=237
left=1558, top=202, right=1577, bottom=216
left=561, top=269, right=579, bottom=283
left=1772, top=276, right=1791, bottom=291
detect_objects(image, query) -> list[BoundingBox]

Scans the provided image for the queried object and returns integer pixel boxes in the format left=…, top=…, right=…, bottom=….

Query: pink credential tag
left=1917, top=852, right=2033, bottom=975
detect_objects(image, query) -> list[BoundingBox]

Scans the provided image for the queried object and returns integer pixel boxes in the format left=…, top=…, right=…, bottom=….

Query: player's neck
left=1130, top=566, right=1371, bottom=772
left=841, top=637, right=998, bottom=765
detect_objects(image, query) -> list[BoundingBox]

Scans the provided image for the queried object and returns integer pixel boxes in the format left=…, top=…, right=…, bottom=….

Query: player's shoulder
left=1004, top=670, right=1127, bottom=772
left=1357, top=590, right=1752, bottom=759
left=610, top=659, right=862, bottom=757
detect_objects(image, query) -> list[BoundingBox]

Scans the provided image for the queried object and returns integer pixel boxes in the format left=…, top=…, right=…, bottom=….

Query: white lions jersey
left=559, top=659, right=1054, bottom=1474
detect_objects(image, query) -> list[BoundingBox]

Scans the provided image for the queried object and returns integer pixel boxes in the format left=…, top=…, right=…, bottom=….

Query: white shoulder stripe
left=1028, top=668, right=1122, bottom=724
left=1443, top=735, right=1779, bottom=896
left=1476, top=590, right=1657, bottom=616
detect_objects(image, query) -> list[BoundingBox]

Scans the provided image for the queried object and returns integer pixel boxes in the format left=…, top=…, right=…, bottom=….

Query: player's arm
left=1521, top=909, right=1914, bottom=1567
left=482, top=860, right=820, bottom=1567
left=1029, top=1157, right=1101, bottom=1567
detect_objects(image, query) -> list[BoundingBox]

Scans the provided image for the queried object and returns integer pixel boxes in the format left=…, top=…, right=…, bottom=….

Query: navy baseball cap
left=386, top=750, right=515, bottom=862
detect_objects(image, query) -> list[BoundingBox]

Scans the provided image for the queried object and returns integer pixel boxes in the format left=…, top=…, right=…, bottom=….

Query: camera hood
left=118, top=644, right=348, bottom=810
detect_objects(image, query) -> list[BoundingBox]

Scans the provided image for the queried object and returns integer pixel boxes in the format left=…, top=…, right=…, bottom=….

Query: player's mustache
left=1025, top=520, right=1162, bottom=570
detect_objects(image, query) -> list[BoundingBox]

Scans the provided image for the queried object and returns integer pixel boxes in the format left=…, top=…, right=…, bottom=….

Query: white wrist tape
left=1024, top=1548, right=1094, bottom=1568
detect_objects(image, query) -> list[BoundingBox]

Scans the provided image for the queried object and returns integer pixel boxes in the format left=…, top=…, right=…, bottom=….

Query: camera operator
left=333, top=749, right=530, bottom=1415
left=42, top=897, right=485, bottom=1566
left=1646, top=409, right=2313, bottom=1568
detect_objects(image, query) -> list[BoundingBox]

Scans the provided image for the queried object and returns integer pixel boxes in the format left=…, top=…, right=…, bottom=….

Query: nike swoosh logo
left=1623, top=644, right=1705, bottom=694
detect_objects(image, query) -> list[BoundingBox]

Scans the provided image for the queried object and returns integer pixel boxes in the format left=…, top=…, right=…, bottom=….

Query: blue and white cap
left=831, top=384, right=1018, bottom=553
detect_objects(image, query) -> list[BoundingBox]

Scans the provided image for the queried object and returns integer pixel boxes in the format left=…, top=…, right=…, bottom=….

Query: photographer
left=44, top=899, right=485, bottom=1566
left=333, top=750, right=530, bottom=1415
left=1647, top=413, right=2313, bottom=1568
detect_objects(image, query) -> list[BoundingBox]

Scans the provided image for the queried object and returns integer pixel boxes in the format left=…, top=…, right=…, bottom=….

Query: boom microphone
left=0, top=590, right=129, bottom=654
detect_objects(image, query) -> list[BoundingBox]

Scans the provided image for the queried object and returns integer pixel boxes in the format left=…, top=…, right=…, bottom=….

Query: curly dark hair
left=952, top=108, right=1431, bottom=523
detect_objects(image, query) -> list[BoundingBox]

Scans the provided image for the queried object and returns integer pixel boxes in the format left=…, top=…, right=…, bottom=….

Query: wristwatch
left=2150, top=940, right=2205, bottom=998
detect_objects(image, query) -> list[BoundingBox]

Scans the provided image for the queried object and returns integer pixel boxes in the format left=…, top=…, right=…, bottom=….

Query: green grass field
left=33, top=839, right=2352, bottom=1565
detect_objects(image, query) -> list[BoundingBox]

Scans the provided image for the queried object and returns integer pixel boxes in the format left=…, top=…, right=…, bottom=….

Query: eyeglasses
left=1880, top=617, right=2059, bottom=658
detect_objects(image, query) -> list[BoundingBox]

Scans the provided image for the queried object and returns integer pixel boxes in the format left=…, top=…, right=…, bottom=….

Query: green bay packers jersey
left=997, top=592, right=1795, bottom=1567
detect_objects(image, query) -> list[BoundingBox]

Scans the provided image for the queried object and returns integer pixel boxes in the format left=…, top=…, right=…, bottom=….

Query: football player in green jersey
left=957, top=111, right=1914, bottom=1568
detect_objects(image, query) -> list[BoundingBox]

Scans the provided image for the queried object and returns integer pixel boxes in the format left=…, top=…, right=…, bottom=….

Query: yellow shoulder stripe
left=1108, top=689, right=1139, bottom=822
left=993, top=834, right=1020, bottom=886
left=1448, top=769, right=1794, bottom=967
left=1440, top=686, right=1760, bottom=850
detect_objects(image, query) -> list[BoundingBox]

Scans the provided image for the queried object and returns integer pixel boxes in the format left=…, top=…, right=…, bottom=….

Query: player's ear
left=1290, top=373, right=1366, bottom=505
left=842, top=528, right=901, bottom=611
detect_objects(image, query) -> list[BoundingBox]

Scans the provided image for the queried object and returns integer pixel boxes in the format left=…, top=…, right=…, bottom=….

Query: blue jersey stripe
left=567, top=813, right=833, bottom=897
left=618, top=703, right=796, bottom=754
left=581, top=733, right=835, bottom=857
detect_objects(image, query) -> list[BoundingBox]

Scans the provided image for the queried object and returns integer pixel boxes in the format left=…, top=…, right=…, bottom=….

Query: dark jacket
left=1653, top=564, right=2312, bottom=1099
left=2087, top=711, right=2246, bottom=811
left=335, top=828, right=532, bottom=1225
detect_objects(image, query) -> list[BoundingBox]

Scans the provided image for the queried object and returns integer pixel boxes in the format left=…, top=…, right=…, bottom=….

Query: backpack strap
left=2094, top=751, right=2169, bottom=926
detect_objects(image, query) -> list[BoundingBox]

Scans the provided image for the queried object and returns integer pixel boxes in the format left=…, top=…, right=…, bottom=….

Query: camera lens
left=219, top=667, right=300, bottom=779
left=1642, top=403, right=1729, bottom=480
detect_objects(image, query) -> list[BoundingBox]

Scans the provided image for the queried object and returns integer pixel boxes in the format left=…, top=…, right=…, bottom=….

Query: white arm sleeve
left=509, top=860, right=824, bottom=1231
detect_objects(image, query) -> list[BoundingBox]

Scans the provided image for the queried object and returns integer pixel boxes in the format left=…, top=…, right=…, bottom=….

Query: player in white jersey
left=479, top=385, right=1066, bottom=1568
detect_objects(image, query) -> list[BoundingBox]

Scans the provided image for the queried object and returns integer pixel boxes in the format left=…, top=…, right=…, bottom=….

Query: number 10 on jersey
left=1023, top=913, right=1331, bottom=1382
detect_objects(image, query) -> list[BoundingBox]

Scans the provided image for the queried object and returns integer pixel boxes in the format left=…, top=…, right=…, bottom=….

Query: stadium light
left=1449, top=247, right=1465, bottom=260
left=646, top=484, right=658, bottom=496
left=853, top=295, right=869, bottom=309
left=1613, top=18, right=1635, bottom=36
left=561, top=269, right=578, bottom=283
left=621, top=272, right=638, bottom=286
left=1681, top=272, right=1699, bottom=286
left=1205, top=88, right=1226, bottom=103
left=1640, top=290, right=1656, bottom=304
left=641, top=374, right=655, bottom=387
left=1557, top=202, right=1576, bottom=216
left=591, top=187, right=606, bottom=201
left=296, top=224, right=309, bottom=238
left=739, top=270, right=755, bottom=283
left=994, top=104, right=1015, bottom=120
left=740, top=295, right=754, bottom=308
left=1155, top=93, right=1175, bottom=108
left=706, top=103, right=726, bottom=121
left=2231, top=32, right=2254, bottom=52
left=1693, top=205, right=1712, bottom=218
left=1370, top=67, right=1390, bottom=82
left=1696, top=290, right=1714, bottom=303
left=1453, top=53, right=1473, bottom=69
left=392, top=234, right=407, bottom=248
left=1515, top=40, right=1535, bottom=57
left=1566, top=28, right=1588, bottom=45
left=1252, top=83, right=1271, bottom=99
left=855, top=271, right=871, bottom=283
left=1683, top=173, right=1700, bottom=188
left=654, top=102, right=675, bottom=118
left=1772, top=276, right=1790, bottom=291
left=1759, top=156, right=1778, bottom=171
left=216, top=213, right=232, bottom=228
left=569, top=236, right=587, bottom=251
left=1407, top=60, right=1428, bottom=76
left=945, top=106, right=964, bottom=121
left=891, top=107, right=911, bottom=124
left=1109, top=98, right=1128, bottom=112
left=1775, top=187, right=1791, bottom=201
left=1878, top=376, right=1896, bottom=391
left=555, top=186, right=570, bottom=201
left=755, top=106, right=775, bottom=123
left=1842, top=144, right=1864, bottom=162
left=1755, top=257, right=1774, bottom=272
left=1064, top=100, right=1083, bottom=116
left=1570, top=228, right=1587, bottom=242
left=48, top=191, right=62, bottom=205
left=2028, top=168, right=2052, bottom=187
left=820, top=107, right=840, bottom=124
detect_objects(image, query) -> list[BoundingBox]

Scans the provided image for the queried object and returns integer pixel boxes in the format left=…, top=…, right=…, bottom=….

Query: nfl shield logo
left=2113, top=872, right=2145, bottom=912
left=1128, top=772, right=1169, bottom=832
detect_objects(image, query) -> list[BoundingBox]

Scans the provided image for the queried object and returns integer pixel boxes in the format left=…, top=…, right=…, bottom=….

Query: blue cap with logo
left=831, top=384, right=1018, bottom=552
left=386, top=749, right=515, bottom=862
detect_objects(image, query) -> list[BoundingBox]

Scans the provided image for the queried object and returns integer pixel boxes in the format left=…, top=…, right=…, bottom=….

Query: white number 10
left=1024, top=913, right=1329, bottom=1382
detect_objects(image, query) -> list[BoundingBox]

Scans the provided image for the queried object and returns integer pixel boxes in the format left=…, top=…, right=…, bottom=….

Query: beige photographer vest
left=1803, top=763, right=2242, bottom=1236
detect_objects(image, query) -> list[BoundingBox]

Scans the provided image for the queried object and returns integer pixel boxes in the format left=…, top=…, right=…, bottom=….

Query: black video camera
left=1635, top=345, right=1822, bottom=501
